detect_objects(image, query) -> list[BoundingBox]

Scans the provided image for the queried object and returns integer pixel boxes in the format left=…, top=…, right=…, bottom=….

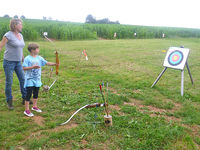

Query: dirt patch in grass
left=109, top=105, right=121, bottom=111
left=173, top=102, right=182, bottom=110
left=147, top=105, right=167, bottom=113
left=150, top=113, right=182, bottom=122
left=164, top=99, right=182, bottom=112
left=23, top=122, right=78, bottom=144
left=81, top=139, right=88, bottom=146
left=110, top=87, right=182, bottom=114
left=52, top=122, right=78, bottom=132
left=124, top=98, right=145, bottom=109
left=184, top=124, right=200, bottom=137
left=191, top=125, right=200, bottom=137
left=32, top=116, right=44, bottom=126
left=164, top=115, right=182, bottom=122
left=109, top=104, right=125, bottom=116
left=133, top=89, right=142, bottom=94
left=125, top=98, right=182, bottom=114
left=14, top=146, right=26, bottom=150
left=124, top=98, right=168, bottom=114
left=109, top=87, right=120, bottom=96
left=124, top=98, right=183, bottom=123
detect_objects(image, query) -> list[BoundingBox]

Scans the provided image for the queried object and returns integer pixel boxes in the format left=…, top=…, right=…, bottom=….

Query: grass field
left=0, top=38, right=200, bottom=149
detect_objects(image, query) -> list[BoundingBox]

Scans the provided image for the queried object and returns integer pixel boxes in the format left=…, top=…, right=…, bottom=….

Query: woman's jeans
left=3, top=59, right=26, bottom=102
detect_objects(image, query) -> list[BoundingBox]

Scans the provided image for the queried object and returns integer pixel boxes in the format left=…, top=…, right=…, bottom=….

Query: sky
left=1, top=0, right=200, bottom=29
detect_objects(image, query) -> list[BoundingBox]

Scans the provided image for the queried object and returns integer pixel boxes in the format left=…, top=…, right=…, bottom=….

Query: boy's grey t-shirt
left=4, top=31, right=25, bottom=61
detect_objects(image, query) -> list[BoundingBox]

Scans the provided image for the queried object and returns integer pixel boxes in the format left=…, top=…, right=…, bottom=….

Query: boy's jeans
left=3, top=59, right=26, bottom=102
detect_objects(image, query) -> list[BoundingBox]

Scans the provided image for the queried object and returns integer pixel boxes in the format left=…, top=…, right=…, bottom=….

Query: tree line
left=85, top=14, right=120, bottom=24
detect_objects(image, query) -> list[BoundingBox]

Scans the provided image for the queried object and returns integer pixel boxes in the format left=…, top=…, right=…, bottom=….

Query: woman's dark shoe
left=7, top=100, right=14, bottom=110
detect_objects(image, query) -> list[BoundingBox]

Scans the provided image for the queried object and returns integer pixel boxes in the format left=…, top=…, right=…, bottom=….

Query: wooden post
left=104, top=115, right=112, bottom=126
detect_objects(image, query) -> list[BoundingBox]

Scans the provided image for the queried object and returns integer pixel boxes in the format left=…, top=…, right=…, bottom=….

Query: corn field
left=1, top=17, right=200, bottom=41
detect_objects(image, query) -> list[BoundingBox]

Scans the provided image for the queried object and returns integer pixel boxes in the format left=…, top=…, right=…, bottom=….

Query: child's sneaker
left=32, top=107, right=42, bottom=112
left=24, top=110, right=34, bottom=117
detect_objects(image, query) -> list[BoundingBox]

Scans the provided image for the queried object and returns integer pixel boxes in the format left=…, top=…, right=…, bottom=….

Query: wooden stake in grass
left=103, top=82, right=112, bottom=126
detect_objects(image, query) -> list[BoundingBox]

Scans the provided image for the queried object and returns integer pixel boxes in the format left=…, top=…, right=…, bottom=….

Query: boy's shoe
left=32, top=107, right=42, bottom=112
left=24, top=110, right=34, bottom=117
left=7, top=100, right=14, bottom=110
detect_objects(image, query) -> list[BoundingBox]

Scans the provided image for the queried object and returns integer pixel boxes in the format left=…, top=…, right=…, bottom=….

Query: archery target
left=168, top=50, right=183, bottom=66
left=163, top=47, right=190, bottom=70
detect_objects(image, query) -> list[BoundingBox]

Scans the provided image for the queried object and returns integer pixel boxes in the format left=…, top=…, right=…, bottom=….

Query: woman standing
left=0, top=18, right=27, bottom=109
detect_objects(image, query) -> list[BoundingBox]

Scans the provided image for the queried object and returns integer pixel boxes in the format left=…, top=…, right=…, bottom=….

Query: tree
left=43, top=16, right=47, bottom=20
left=86, top=14, right=120, bottom=24
left=113, top=21, right=120, bottom=24
left=97, top=18, right=110, bottom=24
left=85, top=14, right=96, bottom=23
left=20, top=15, right=26, bottom=19
left=14, top=15, right=18, bottom=18
left=3, top=14, right=10, bottom=18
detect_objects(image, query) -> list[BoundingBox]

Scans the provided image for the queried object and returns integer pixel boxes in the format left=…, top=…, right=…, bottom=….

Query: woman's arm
left=0, top=37, right=8, bottom=52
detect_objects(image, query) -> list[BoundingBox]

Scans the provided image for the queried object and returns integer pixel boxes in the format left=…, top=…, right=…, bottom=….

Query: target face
left=168, top=50, right=183, bottom=66
left=163, top=47, right=190, bottom=70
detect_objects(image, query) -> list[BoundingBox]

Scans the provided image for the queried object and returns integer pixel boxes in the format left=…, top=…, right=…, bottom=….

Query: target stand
left=151, top=47, right=194, bottom=96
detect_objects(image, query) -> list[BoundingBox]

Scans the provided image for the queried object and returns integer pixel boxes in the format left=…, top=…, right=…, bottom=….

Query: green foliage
left=1, top=17, right=200, bottom=41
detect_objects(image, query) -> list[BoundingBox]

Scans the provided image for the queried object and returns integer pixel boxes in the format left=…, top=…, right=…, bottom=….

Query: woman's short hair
left=10, top=18, right=22, bottom=31
left=28, top=43, right=39, bottom=52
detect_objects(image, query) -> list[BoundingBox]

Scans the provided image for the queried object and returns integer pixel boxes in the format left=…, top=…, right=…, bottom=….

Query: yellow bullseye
left=173, top=56, right=178, bottom=61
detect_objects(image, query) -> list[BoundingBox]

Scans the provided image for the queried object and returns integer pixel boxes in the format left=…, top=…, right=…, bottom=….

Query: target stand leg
left=181, top=70, right=184, bottom=96
left=151, top=67, right=167, bottom=88
left=186, top=62, right=194, bottom=85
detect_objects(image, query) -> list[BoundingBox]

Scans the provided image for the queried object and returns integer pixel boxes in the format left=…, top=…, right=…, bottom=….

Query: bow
left=60, top=103, right=107, bottom=125
left=55, top=51, right=59, bottom=75
left=43, top=32, right=60, bottom=91
left=60, top=83, right=110, bottom=125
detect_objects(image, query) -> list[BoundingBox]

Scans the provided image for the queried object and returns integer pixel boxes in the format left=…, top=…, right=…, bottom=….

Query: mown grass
left=0, top=38, right=200, bottom=149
